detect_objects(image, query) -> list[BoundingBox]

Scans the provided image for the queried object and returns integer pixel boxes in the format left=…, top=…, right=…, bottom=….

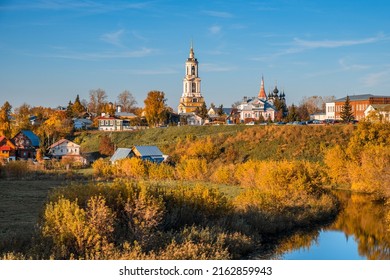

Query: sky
left=1, top=0, right=390, bottom=111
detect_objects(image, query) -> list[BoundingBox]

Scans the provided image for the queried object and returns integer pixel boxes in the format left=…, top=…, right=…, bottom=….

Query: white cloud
left=293, top=34, right=385, bottom=49
left=339, top=58, right=370, bottom=71
left=41, top=47, right=155, bottom=61
left=209, top=25, right=222, bottom=35
left=100, top=29, right=125, bottom=47
left=203, top=10, right=234, bottom=18
left=362, top=70, right=390, bottom=87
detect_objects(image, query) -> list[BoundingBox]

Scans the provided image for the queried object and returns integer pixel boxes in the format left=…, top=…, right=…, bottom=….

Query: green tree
left=198, top=102, right=208, bottom=119
left=217, top=104, right=224, bottom=116
left=0, top=101, right=12, bottom=137
left=72, top=94, right=85, bottom=117
left=144, top=90, right=167, bottom=127
left=340, top=96, right=354, bottom=123
left=286, top=104, right=299, bottom=122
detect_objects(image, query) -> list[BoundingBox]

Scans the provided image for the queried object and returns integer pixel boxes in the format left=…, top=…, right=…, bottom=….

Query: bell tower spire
left=258, top=74, right=267, bottom=100
left=178, top=42, right=205, bottom=114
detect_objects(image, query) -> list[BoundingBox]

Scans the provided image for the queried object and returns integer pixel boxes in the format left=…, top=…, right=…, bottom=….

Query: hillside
left=73, top=124, right=356, bottom=164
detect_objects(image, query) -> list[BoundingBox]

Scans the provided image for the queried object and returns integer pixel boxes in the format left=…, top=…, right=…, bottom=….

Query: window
left=191, top=66, right=195, bottom=75
left=192, top=82, right=196, bottom=93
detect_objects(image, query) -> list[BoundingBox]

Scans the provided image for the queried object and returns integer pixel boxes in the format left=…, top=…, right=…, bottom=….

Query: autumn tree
left=12, top=103, right=31, bottom=133
left=99, top=135, right=115, bottom=156
left=72, top=94, right=85, bottom=117
left=340, top=96, right=354, bottom=123
left=144, top=90, right=167, bottom=127
left=0, top=101, right=12, bottom=137
left=117, top=90, right=137, bottom=112
left=39, top=111, right=73, bottom=148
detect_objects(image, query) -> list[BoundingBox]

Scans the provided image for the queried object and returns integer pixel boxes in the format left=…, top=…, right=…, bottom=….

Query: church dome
left=273, top=86, right=279, bottom=94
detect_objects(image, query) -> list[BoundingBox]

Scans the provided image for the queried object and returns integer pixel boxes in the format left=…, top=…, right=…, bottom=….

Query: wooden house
left=0, top=136, right=16, bottom=161
left=48, top=138, right=86, bottom=164
left=110, top=146, right=165, bottom=164
left=12, top=130, right=40, bottom=159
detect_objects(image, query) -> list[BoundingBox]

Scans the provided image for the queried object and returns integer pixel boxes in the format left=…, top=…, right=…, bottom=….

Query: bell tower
left=178, top=42, right=205, bottom=114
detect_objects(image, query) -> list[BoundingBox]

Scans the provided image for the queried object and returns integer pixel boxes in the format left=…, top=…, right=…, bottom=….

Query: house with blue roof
left=110, top=146, right=165, bottom=164
left=12, top=130, right=40, bottom=159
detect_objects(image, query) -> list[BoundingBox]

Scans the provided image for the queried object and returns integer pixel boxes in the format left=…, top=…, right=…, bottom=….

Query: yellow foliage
left=349, top=145, right=390, bottom=199
left=148, top=162, right=175, bottom=180
left=210, top=164, right=236, bottom=185
left=176, top=158, right=208, bottom=181
left=324, top=145, right=350, bottom=185
left=116, top=157, right=146, bottom=179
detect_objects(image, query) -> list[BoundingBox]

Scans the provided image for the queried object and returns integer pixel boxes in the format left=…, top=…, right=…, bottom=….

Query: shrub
left=148, top=162, right=175, bottom=181
left=175, top=158, right=208, bottom=181
left=115, top=157, right=147, bottom=179
left=210, top=164, right=237, bottom=185
left=349, top=145, right=390, bottom=199
left=92, top=158, right=112, bottom=178
left=41, top=196, right=115, bottom=259
left=324, top=145, right=350, bottom=186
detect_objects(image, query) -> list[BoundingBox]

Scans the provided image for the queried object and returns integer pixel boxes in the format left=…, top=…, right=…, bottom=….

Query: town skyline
left=1, top=0, right=390, bottom=110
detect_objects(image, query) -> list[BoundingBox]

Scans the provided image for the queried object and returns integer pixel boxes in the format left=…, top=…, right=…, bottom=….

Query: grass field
left=0, top=180, right=65, bottom=252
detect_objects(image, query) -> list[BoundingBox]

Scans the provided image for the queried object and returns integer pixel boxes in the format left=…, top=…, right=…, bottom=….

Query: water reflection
left=276, top=191, right=390, bottom=260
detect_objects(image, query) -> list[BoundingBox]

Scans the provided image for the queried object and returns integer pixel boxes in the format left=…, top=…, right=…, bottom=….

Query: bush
left=175, top=158, right=208, bottom=181
left=115, top=157, right=147, bottom=179
left=349, top=145, right=390, bottom=199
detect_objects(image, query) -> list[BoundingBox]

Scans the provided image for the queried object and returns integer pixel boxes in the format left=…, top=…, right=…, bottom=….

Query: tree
left=0, top=101, right=12, bottom=137
left=88, top=89, right=107, bottom=116
left=72, top=94, right=85, bottom=117
left=286, top=104, right=299, bottom=122
left=12, top=103, right=31, bottom=133
left=197, top=102, right=209, bottom=119
left=144, top=91, right=167, bottom=127
left=340, top=96, right=354, bottom=123
left=117, top=90, right=137, bottom=112
left=99, top=135, right=115, bottom=156
left=217, top=104, right=224, bottom=116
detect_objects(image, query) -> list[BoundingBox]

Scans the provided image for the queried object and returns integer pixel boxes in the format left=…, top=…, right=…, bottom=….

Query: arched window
left=191, top=66, right=195, bottom=75
left=192, top=82, right=196, bottom=92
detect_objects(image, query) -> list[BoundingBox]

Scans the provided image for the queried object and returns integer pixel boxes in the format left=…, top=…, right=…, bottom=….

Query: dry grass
left=0, top=180, right=65, bottom=253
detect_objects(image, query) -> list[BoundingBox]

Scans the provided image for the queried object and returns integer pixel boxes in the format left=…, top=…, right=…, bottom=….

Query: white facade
left=49, top=139, right=81, bottom=158
left=325, top=102, right=335, bottom=120
left=182, top=45, right=201, bottom=98
left=237, top=99, right=276, bottom=122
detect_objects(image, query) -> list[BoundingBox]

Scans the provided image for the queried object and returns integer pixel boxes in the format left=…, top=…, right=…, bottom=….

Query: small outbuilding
left=110, top=146, right=165, bottom=164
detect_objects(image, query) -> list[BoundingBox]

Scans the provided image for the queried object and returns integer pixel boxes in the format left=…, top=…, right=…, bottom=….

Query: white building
left=48, top=139, right=86, bottom=164
left=325, top=102, right=335, bottom=120
left=178, top=43, right=206, bottom=114
left=236, top=76, right=283, bottom=122
left=364, top=104, right=390, bottom=121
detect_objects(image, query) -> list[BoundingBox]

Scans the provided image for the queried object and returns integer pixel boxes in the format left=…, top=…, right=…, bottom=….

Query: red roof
left=0, top=145, right=12, bottom=151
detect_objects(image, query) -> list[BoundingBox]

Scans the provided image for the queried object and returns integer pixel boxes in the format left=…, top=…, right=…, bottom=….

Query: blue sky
left=1, top=0, right=390, bottom=110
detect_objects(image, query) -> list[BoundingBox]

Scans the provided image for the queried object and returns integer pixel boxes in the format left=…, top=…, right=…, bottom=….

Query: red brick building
left=334, top=94, right=390, bottom=120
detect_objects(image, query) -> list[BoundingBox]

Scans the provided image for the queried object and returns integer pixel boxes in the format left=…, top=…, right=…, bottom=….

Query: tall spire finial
left=258, top=74, right=267, bottom=100
left=189, top=39, right=194, bottom=59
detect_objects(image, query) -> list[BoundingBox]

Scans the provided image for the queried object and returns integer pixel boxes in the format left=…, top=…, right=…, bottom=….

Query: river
left=272, top=191, right=390, bottom=260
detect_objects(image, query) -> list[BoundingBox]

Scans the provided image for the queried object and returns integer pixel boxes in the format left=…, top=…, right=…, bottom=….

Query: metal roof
left=335, top=94, right=374, bottom=102
left=21, top=130, right=40, bottom=147
left=133, top=146, right=163, bottom=157
left=110, top=148, right=132, bottom=162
